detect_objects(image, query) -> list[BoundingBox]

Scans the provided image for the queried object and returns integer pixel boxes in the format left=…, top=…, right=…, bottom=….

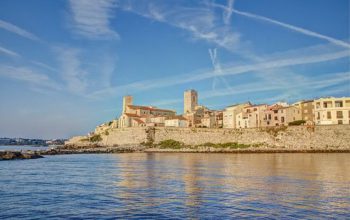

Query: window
left=274, top=116, right=278, bottom=120
left=317, top=112, right=320, bottom=119
left=316, top=102, right=320, bottom=109
left=268, top=114, right=271, bottom=120
left=327, top=112, right=331, bottom=119
left=338, top=120, right=343, bottom=125
left=323, top=101, right=332, bottom=108
left=281, top=117, right=285, bottom=123
left=335, top=101, right=343, bottom=107
left=337, top=111, right=343, bottom=119
left=349, top=110, right=350, bottom=118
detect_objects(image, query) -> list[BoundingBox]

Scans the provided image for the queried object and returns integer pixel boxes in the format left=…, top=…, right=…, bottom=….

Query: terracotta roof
left=268, top=104, right=284, bottom=110
left=127, top=105, right=175, bottom=113
left=124, top=113, right=140, bottom=118
left=132, top=118, right=145, bottom=124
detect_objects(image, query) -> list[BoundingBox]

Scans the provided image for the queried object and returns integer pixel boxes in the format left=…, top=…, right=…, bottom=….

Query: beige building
left=201, top=111, right=216, bottom=128
left=118, top=96, right=176, bottom=128
left=223, top=102, right=251, bottom=128
left=236, top=104, right=268, bottom=128
left=262, top=104, right=302, bottom=127
left=293, top=100, right=315, bottom=123
left=236, top=112, right=249, bottom=128
left=165, top=116, right=188, bottom=127
left=184, top=89, right=198, bottom=114
left=314, top=97, right=350, bottom=125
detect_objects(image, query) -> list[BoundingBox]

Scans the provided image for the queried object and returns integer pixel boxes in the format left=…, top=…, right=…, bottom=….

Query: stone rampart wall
left=67, top=125, right=350, bottom=149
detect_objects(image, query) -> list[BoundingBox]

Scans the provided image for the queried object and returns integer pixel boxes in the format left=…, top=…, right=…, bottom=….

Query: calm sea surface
left=0, top=147, right=349, bottom=219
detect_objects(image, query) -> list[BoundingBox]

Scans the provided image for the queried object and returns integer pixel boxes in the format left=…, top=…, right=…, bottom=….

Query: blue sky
left=0, top=0, right=349, bottom=139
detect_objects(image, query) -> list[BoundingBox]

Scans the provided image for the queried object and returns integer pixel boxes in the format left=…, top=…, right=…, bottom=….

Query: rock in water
left=0, top=151, right=43, bottom=160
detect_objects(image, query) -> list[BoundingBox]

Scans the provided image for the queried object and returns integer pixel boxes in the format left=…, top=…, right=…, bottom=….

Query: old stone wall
left=66, top=125, right=350, bottom=149
left=153, top=125, right=350, bottom=149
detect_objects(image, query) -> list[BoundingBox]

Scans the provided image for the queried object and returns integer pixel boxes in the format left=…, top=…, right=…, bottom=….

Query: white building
left=314, top=97, right=350, bottom=125
left=223, top=102, right=251, bottom=128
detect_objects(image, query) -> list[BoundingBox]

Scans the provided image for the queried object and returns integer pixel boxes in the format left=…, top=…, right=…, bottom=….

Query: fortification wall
left=153, top=125, right=350, bottom=149
left=66, top=125, right=350, bottom=149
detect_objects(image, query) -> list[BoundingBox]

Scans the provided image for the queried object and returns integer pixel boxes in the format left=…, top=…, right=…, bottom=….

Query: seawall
left=66, top=125, right=350, bottom=150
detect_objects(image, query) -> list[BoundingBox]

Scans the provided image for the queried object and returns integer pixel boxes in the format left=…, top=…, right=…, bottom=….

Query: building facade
left=314, top=97, right=350, bottom=125
left=236, top=104, right=268, bottom=128
left=223, top=102, right=251, bottom=128
left=293, top=100, right=315, bottom=123
left=262, top=105, right=301, bottom=127
left=165, top=116, right=188, bottom=127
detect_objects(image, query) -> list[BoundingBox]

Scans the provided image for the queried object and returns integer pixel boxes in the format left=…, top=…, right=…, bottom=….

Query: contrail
left=209, top=48, right=234, bottom=93
left=231, top=9, right=350, bottom=49
left=223, top=0, right=235, bottom=25
left=0, top=19, right=40, bottom=41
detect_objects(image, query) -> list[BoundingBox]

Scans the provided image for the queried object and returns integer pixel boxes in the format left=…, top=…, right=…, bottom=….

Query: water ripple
left=0, top=153, right=349, bottom=219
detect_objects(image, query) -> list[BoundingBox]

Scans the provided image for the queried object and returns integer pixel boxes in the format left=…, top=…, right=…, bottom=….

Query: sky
left=0, top=0, right=349, bottom=139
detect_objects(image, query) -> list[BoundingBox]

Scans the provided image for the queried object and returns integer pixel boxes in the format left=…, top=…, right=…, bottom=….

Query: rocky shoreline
left=35, top=145, right=350, bottom=155
left=2, top=145, right=349, bottom=161
left=0, top=151, right=43, bottom=160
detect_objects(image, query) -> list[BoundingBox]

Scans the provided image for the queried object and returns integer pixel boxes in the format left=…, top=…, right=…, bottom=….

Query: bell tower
left=123, top=95, right=133, bottom=113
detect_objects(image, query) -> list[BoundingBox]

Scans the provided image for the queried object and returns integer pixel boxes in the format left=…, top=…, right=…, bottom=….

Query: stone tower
left=184, top=89, right=198, bottom=114
left=122, top=95, right=133, bottom=113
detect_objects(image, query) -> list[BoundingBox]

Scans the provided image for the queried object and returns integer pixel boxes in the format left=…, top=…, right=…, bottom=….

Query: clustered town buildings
left=95, top=90, right=350, bottom=133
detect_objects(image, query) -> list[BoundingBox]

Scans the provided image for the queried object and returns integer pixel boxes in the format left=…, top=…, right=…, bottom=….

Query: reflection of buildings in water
left=113, top=153, right=350, bottom=215
left=221, top=154, right=350, bottom=212
left=181, top=154, right=204, bottom=216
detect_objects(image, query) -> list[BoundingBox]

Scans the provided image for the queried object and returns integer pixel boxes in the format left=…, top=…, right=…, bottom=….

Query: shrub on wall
left=288, top=120, right=306, bottom=126
left=89, top=134, right=102, bottom=142
left=158, top=139, right=185, bottom=149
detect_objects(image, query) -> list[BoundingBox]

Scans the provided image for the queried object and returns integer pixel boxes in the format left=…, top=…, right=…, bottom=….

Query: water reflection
left=113, top=153, right=350, bottom=218
left=0, top=153, right=349, bottom=219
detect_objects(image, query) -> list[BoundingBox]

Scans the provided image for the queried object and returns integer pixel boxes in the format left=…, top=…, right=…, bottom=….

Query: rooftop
left=127, top=105, right=175, bottom=113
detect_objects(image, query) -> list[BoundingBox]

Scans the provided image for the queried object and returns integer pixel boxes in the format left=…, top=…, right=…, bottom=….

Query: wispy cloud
left=152, top=71, right=350, bottom=108
left=0, top=46, right=20, bottom=58
left=68, top=0, right=119, bottom=39
left=0, top=19, right=40, bottom=41
left=213, top=5, right=350, bottom=49
left=54, top=47, right=88, bottom=94
left=31, top=61, right=58, bottom=73
left=0, top=65, right=61, bottom=90
left=117, top=1, right=241, bottom=50
left=90, top=43, right=350, bottom=98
